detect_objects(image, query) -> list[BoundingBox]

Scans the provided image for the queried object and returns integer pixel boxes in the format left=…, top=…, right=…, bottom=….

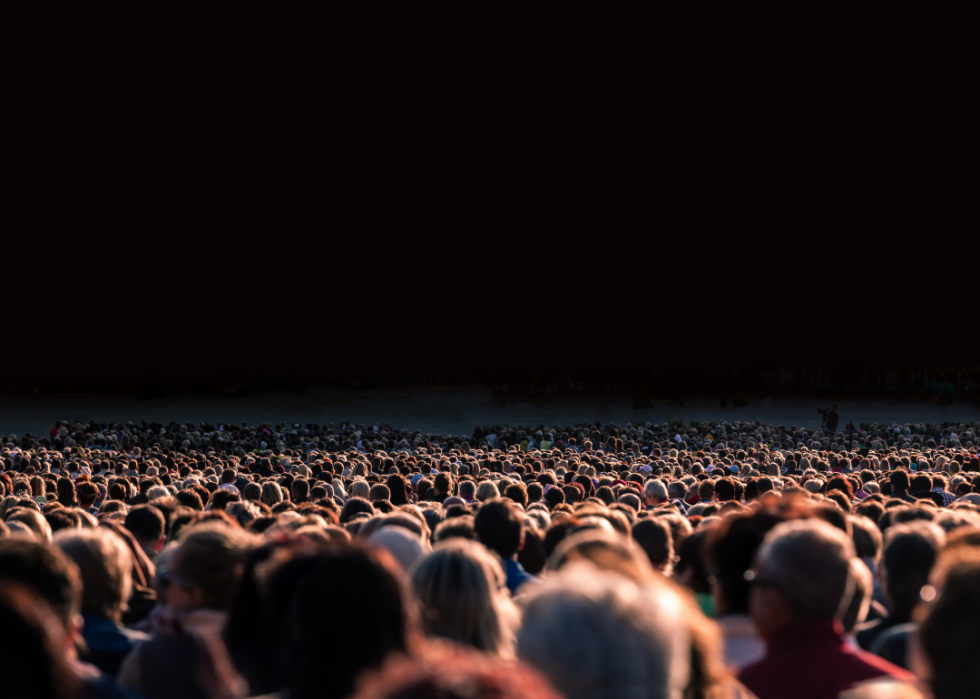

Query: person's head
left=369, top=484, right=391, bottom=502
left=291, top=479, right=310, bottom=500
left=260, top=482, right=282, bottom=507
left=411, top=539, right=519, bottom=657
left=125, top=505, right=166, bottom=552
left=5, top=508, right=53, bottom=544
left=0, top=538, right=82, bottom=633
left=167, top=524, right=255, bottom=612
left=56, top=478, right=78, bottom=508
left=517, top=563, right=690, bottom=699
left=0, top=581, right=78, bottom=699
left=917, top=549, right=980, bottom=699
left=714, top=478, right=736, bottom=502
left=433, top=514, right=475, bottom=543
left=54, top=528, right=132, bottom=622
left=881, top=521, right=945, bottom=612
left=475, top=481, right=500, bottom=502
left=349, top=643, right=560, bottom=699
left=643, top=478, right=668, bottom=505
left=749, top=518, right=855, bottom=638
left=474, top=499, right=523, bottom=559
left=631, top=518, right=673, bottom=573
left=271, top=545, right=417, bottom=699
left=890, top=469, right=911, bottom=492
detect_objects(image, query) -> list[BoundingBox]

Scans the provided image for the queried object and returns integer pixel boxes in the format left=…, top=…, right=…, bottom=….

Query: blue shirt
left=502, top=558, right=537, bottom=596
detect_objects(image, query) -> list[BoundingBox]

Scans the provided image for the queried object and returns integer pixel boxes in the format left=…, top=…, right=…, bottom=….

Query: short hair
left=434, top=515, right=475, bottom=543
left=54, top=528, right=132, bottom=621
left=849, top=515, right=883, bottom=562
left=882, top=521, right=945, bottom=611
left=6, top=509, right=53, bottom=544
left=458, top=481, right=476, bottom=499
left=754, top=518, right=855, bottom=620
left=517, top=564, right=689, bottom=699
left=504, top=482, right=528, bottom=509
left=890, top=470, right=910, bottom=491
left=369, top=484, right=391, bottom=501
left=292, top=479, right=310, bottom=497
left=643, top=479, right=668, bottom=502
left=474, top=499, right=523, bottom=559
left=617, top=493, right=641, bottom=512
left=125, top=506, right=165, bottom=544
left=631, top=519, right=673, bottom=571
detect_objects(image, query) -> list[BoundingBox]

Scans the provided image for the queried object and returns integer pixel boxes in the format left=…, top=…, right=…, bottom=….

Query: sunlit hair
left=54, top=528, right=132, bottom=621
left=349, top=480, right=371, bottom=500
left=517, top=562, right=690, bottom=699
left=260, top=482, right=282, bottom=507
left=475, top=481, right=500, bottom=502
left=411, top=538, right=519, bottom=658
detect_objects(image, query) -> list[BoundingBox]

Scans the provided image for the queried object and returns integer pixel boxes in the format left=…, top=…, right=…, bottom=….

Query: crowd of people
left=3, top=416, right=980, bottom=698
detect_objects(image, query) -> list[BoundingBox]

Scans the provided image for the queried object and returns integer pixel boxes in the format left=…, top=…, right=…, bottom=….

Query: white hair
left=146, top=485, right=170, bottom=501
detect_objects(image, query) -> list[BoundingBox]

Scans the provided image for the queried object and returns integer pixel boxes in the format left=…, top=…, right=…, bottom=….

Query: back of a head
left=517, top=563, right=689, bottom=699
left=474, top=499, right=523, bottom=559
left=0, top=581, right=78, bottom=699
left=754, top=518, right=855, bottom=620
left=631, top=518, right=673, bottom=571
left=54, top=527, right=132, bottom=622
left=125, top=505, right=165, bottom=545
left=0, top=538, right=81, bottom=630
left=276, top=545, right=413, bottom=699
left=882, top=521, right=945, bottom=611
left=349, top=644, right=560, bottom=699
left=920, top=549, right=980, bottom=699
left=172, top=524, right=254, bottom=611
left=411, top=538, right=514, bottom=656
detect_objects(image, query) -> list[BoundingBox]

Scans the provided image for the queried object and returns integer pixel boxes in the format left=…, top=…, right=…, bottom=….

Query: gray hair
left=146, top=485, right=170, bottom=501
left=754, top=518, right=855, bottom=620
left=517, top=563, right=690, bottom=699
left=644, top=479, right=668, bottom=502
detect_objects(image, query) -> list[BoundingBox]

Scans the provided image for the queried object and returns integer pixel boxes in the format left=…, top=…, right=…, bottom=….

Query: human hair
left=0, top=581, right=78, bottom=699
left=433, top=514, right=475, bottom=543
left=386, top=474, right=410, bottom=506
left=242, top=483, right=261, bottom=502
left=291, top=479, right=310, bottom=498
left=6, top=508, right=53, bottom=544
left=125, top=505, right=166, bottom=546
left=882, top=521, right=944, bottom=612
left=632, top=518, right=673, bottom=572
left=517, top=564, right=690, bottom=699
left=348, top=644, right=561, bottom=699
left=0, top=538, right=82, bottom=629
left=171, top=524, right=255, bottom=611
left=411, top=539, right=519, bottom=657
left=474, top=499, right=523, bottom=559
left=475, top=481, right=500, bottom=502
left=272, top=545, right=417, bottom=699
left=260, top=482, right=282, bottom=507
left=920, top=550, right=980, bottom=699
left=754, top=518, right=855, bottom=620
left=643, top=478, right=668, bottom=502
left=349, top=480, right=371, bottom=499
left=56, top=477, right=78, bottom=508
left=849, top=514, right=883, bottom=563
left=54, top=528, right=132, bottom=621
left=504, top=482, right=528, bottom=509
left=340, top=497, right=375, bottom=524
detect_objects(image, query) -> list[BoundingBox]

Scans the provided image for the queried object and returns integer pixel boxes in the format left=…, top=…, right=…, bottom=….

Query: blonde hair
left=261, top=482, right=283, bottom=506
left=349, top=480, right=370, bottom=499
left=476, top=481, right=500, bottom=502
left=411, top=538, right=519, bottom=657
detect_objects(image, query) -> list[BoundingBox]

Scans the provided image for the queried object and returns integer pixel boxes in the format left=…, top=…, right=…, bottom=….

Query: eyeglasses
left=158, top=567, right=194, bottom=591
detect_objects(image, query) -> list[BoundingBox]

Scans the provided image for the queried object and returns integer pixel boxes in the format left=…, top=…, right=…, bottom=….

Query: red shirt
left=738, top=618, right=914, bottom=699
